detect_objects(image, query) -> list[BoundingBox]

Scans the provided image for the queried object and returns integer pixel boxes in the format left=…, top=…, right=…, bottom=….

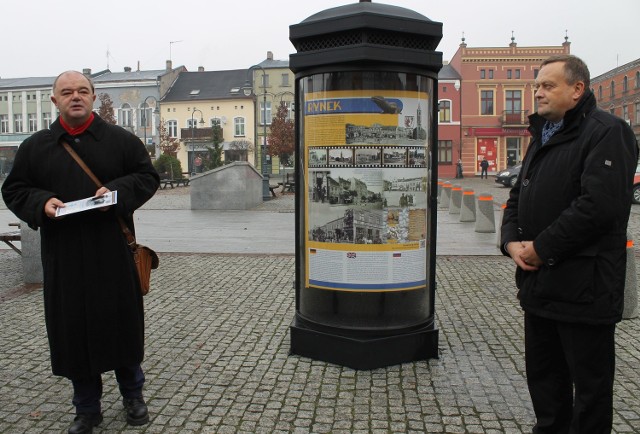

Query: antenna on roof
left=169, top=40, right=183, bottom=62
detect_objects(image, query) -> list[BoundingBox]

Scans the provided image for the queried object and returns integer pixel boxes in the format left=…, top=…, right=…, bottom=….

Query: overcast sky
left=2, top=0, right=637, bottom=80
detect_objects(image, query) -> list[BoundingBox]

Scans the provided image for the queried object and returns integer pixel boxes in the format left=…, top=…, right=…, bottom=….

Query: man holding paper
left=1, top=71, right=159, bottom=433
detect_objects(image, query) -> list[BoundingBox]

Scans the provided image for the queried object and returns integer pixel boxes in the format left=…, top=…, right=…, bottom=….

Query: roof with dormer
left=160, top=69, right=250, bottom=102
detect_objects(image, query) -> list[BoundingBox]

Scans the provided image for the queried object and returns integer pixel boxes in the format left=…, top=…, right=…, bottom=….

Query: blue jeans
left=71, top=365, right=145, bottom=414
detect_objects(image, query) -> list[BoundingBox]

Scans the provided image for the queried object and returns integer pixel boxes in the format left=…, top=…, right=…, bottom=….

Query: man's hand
left=44, top=197, right=65, bottom=219
left=93, top=187, right=112, bottom=212
left=506, top=241, right=541, bottom=271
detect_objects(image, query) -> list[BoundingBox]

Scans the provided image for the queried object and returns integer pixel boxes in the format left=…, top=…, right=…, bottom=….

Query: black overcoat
left=501, top=92, right=638, bottom=324
left=1, top=115, right=160, bottom=379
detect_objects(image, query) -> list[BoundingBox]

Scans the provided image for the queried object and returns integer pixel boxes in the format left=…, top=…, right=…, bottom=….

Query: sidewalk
left=0, top=182, right=638, bottom=433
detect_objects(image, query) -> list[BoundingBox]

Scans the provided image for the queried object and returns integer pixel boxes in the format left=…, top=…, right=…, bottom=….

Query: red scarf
left=60, top=113, right=95, bottom=136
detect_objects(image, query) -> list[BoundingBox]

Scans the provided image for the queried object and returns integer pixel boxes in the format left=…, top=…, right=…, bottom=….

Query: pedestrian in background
left=480, top=157, right=489, bottom=179
left=2, top=71, right=159, bottom=434
left=500, top=55, right=637, bottom=433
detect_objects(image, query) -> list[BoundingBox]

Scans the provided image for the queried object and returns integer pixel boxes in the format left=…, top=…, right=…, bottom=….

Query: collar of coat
left=528, top=90, right=597, bottom=139
left=50, top=113, right=106, bottom=143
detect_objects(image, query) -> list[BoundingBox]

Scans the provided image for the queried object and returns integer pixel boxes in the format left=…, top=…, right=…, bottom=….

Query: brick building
left=591, top=58, right=640, bottom=144
left=439, top=35, right=571, bottom=177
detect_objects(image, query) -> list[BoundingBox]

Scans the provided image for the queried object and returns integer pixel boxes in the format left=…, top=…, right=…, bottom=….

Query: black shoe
left=68, top=413, right=103, bottom=434
left=123, top=397, right=149, bottom=426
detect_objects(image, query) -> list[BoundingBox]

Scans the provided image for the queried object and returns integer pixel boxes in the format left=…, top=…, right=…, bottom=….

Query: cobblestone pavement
left=0, top=177, right=639, bottom=433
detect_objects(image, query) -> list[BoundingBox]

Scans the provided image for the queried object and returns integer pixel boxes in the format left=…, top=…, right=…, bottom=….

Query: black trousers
left=524, top=313, right=616, bottom=434
left=71, top=364, right=145, bottom=414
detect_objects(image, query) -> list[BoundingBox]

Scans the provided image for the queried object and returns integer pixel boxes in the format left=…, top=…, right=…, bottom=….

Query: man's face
left=534, top=61, right=584, bottom=123
left=51, top=72, right=96, bottom=126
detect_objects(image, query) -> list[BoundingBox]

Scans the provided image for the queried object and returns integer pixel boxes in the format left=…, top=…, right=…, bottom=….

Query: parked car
left=495, top=165, right=521, bottom=188
left=633, top=163, right=640, bottom=204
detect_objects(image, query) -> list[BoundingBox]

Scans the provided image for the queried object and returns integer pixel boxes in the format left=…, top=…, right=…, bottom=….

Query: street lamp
left=454, top=79, right=463, bottom=178
left=141, top=96, right=159, bottom=153
left=242, top=64, right=271, bottom=201
left=190, top=108, right=205, bottom=176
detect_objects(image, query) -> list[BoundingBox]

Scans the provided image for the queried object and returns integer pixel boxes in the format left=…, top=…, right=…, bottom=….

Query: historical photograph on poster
left=354, top=147, right=382, bottom=167
left=308, top=148, right=327, bottom=167
left=408, top=147, right=426, bottom=167
left=382, top=147, right=407, bottom=167
left=328, top=148, right=353, bottom=167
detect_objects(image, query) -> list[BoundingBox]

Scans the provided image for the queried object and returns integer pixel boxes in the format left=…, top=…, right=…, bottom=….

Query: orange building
left=591, top=58, right=640, bottom=144
left=441, top=35, right=571, bottom=177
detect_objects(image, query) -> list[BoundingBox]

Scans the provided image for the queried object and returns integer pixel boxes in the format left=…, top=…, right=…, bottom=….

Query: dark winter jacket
left=501, top=91, right=638, bottom=324
left=1, top=115, right=160, bottom=378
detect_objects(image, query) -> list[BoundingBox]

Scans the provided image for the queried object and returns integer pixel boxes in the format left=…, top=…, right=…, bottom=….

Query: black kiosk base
left=290, top=317, right=439, bottom=370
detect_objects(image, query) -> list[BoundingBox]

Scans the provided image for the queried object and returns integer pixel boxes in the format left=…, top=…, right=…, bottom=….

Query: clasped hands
left=506, top=241, right=543, bottom=271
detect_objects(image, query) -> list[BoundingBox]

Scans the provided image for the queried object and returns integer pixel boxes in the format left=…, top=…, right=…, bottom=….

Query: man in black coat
left=2, top=71, right=159, bottom=433
left=501, top=55, right=637, bottom=433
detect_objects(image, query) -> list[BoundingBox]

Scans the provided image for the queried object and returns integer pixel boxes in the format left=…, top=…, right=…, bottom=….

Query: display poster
left=304, top=88, right=430, bottom=292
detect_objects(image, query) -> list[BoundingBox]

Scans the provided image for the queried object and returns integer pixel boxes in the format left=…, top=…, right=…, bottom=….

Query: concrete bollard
left=623, top=237, right=638, bottom=319
left=440, top=182, right=452, bottom=210
left=449, top=184, right=462, bottom=215
left=20, top=222, right=43, bottom=284
left=475, top=193, right=496, bottom=233
left=459, top=188, right=476, bottom=222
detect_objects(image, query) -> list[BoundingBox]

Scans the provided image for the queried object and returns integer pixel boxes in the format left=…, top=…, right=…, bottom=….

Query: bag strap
left=60, top=140, right=137, bottom=250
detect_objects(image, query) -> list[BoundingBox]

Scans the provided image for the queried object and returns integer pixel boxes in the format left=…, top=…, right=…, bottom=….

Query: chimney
left=267, top=51, right=274, bottom=60
left=198, top=66, right=204, bottom=72
left=166, top=60, right=173, bottom=71
left=82, top=68, right=91, bottom=76
left=124, top=66, right=132, bottom=72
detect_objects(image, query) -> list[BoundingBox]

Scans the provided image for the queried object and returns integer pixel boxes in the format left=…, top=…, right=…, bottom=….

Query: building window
left=260, top=74, right=269, bottom=88
left=480, top=69, right=486, bottom=79
left=534, top=69, right=539, bottom=79
left=187, top=118, right=199, bottom=129
left=488, top=70, right=494, bottom=79
left=507, top=69, right=512, bottom=79
left=438, top=100, right=451, bottom=123
left=28, top=113, right=38, bottom=132
left=14, top=114, right=23, bottom=132
left=42, top=112, right=52, bottom=128
left=610, top=81, right=615, bottom=97
left=167, top=120, right=178, bottom=138
left=598, top=85, right=603, bottom=100
left=281, top=74, right=290, bottom=86
left=636, top=71, right=640, bottom=89
left=260, top=101, right=272, bottom=125
left=0, top=114, right=8, bottom=133
left=284, top=101, right=295, bottom=121
left=635, top=102, right=640, bottom=125
left=505, top=90, right=522, bottom=114
left=481, top=90, right=494, bottom=115
left=623, top=76, right=628, bottom=93
left=119, top=103, right=132, bottom=127
left=438, top=140, right=453, bottom=164
left=515, top=69, right=521, bottom=79
left=234, top=117, right=245, bottom=137
left=622, top=105, right=628, bottom=121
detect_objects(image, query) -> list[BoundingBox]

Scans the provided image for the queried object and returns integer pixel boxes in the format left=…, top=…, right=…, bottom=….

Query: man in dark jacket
left=501, top=55, right=637, bottom=433
left=2, top=71, right=159, bottom=433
